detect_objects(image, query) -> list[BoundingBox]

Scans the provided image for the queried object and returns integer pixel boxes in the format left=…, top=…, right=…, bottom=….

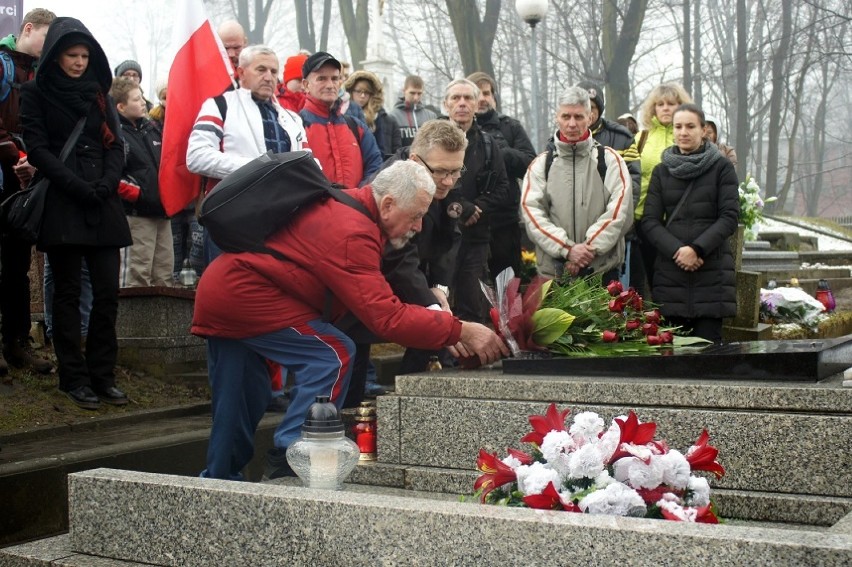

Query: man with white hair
left=192, top=160, right=509, bottom=481
left=186, top=44, right=309, bottom=264
left=521, top=86, right=632, bottom=284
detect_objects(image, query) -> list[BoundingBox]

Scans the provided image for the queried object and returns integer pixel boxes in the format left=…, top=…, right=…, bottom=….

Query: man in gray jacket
left=388, top=75, right=436, bottom=147
left=520, top=86, right=633, bottom=284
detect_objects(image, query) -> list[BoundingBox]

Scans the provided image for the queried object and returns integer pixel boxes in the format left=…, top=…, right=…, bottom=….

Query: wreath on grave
left=473, top=404, right=725, bottom=523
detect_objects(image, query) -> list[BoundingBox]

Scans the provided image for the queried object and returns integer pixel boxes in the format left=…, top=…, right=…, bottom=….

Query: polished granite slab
left=503, top=336, right=852, bottom=381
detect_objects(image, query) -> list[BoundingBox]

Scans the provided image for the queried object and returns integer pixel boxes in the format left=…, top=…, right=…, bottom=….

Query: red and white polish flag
left=159, top=0, right=234, bottom=216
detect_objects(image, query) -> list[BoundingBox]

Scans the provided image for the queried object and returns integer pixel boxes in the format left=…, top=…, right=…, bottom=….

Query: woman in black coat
left=21, top=17, right=132, bottom=409
left=641, top=103, right=739, bottom=342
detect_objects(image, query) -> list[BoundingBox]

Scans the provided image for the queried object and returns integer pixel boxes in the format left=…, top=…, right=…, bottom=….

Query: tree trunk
left=233, top=0, right=274, bottom=43
left=445, top=0, right=500, bottom=77
left=601, top=0, right=649, bottom=119
left=734, top=0, right=750, bottom=180
left=763, top=0, right=792, bottom=211
left=692, top=0, right=702, bottom=106
left=339, top=0, right=370, bottom=69
left=319, top=0, right=332, bottom=52
left=294, top=0, right=317, bottom=52
left=683, top=0, right=692, bottom=95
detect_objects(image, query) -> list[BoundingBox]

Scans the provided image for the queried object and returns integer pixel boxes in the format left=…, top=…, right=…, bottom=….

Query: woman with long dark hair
left=21, top=18, right=132, bottom=409
left=640, top=103, right=739, bottom=342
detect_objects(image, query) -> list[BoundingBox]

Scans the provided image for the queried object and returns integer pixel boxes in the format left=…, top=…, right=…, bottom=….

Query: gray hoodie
left=388, top=97, right=436, bottom=147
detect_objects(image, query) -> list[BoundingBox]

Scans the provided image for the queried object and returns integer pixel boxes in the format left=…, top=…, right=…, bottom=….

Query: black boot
left=4, top=338, right=52, bottom=374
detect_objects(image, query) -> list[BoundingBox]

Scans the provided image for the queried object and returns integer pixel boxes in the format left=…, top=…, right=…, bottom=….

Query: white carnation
left=540, top=431, right=575, bottom=478
left=501, top=455, right=523, bottom=470
left=579, top=483, right=647, bottom=517
left=593, top=470, right=615, bottom=488
left=686, top=476, right=711, bottom=507
left=659, top=450, right=691, bottom=490
left=613, top=455, right=664, bottom=489
left=568, top=443, right=605, bottom=479
left=596, top=421, right=622, bottom=462
left=569, top=411, right=605, bottom=443
left=519, top=461, right=561, bottom=496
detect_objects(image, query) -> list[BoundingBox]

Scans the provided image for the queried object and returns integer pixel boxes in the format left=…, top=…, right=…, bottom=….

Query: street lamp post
left=515, top=0, right=549, bottom=151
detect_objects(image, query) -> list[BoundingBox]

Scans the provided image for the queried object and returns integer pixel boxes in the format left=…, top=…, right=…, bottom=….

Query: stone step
left=1, top=468, right=847, bottom=566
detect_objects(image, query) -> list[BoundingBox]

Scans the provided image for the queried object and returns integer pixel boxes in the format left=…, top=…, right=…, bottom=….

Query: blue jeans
left=170, top=209, right=204, bottom=280
left=44, top=256, right=92, bottom=338
left=202, top=320, right=355, bottom=481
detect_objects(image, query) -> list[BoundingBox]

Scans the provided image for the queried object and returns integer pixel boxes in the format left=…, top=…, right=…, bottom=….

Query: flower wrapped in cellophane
left=473, top=403, right=725, bottom=523
left=481, top=269, right=709, bottom=357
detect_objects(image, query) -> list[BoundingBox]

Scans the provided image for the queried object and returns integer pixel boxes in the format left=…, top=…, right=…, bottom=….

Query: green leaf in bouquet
left=671, top=335, right=713, bottom=347
left=531, top=308, right=576, bottom=346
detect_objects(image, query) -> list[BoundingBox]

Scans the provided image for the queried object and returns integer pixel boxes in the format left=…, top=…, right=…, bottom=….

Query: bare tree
left=338, top=0, right=369, bottom=69
left=763, top=0, right=792, bottom=210
left=601, top=0, right=650, bottom=118
left=445, top=0, right=500, bottom=77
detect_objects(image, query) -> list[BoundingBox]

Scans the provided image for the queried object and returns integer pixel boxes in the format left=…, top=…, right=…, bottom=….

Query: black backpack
left=198, top=150, right=370, bottom=260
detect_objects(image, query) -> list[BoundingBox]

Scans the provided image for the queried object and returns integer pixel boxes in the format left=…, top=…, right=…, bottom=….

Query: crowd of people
left=0, top=11, right=739, bottom=480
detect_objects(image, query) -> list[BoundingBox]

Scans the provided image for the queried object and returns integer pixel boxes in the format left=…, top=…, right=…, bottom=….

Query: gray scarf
left=660, top=141, right=722, bottom=180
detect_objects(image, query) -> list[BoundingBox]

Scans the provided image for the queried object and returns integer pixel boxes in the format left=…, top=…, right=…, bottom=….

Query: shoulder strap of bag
left=665, top=180, right=696, bottom=228
left=56, top=117, right=87, bottom=163
left=342, top=114, right=361, bottom=142
left=637, top=130, right=649, bottom=154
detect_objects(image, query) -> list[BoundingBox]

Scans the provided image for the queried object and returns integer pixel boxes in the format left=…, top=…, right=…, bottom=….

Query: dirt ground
left=0, top=344, right=210, bottom=435
left=0, top=342, right=406, bottom=435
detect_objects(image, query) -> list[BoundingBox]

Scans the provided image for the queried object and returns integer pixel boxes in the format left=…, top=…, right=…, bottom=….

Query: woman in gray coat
left=641, top=104, right=740, bottom=342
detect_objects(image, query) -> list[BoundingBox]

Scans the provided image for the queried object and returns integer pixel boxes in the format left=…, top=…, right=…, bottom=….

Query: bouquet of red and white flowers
left=474, top=404, right=725, bottom=523
left=482, top=269, right=709, bottom=357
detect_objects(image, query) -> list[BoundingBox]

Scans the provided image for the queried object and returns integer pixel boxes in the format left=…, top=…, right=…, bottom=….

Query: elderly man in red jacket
left=193, top=160, right=508, bottom=481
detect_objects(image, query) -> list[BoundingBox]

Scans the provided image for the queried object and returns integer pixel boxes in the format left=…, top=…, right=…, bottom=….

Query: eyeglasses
left=352, top=89, right=374, bottom=96
left=419, top=157, right=466, bottom=180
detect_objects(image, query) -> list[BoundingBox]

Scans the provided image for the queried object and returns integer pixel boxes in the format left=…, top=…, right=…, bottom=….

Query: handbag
left=1, top=117, right=86, bottom=243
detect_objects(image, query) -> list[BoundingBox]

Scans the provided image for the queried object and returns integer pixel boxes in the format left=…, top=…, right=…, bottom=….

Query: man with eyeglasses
left=441, top=78, right=510, bottom=325
left=339, top=120, right=470, bottom=399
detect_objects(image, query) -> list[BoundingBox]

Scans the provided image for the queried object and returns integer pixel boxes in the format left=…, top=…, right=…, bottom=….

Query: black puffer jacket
left=20, top=17, right=131, bottom=250
left=118, top=114, right=166, bottom=217
left=641, top=144, right=739, bottom=319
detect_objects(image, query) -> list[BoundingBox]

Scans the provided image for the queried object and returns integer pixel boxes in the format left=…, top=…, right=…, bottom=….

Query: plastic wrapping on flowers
left=481, top=269, right=710, bottom=358
left=759, top=286, right=827, bottom=330
left=473, top=403, right=724, bottom=523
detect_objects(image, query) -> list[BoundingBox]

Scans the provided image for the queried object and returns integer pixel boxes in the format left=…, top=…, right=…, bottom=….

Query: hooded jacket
left=521, top=131, right=633, bottom=277
left=388, top=97, right=437, bottom=148
left=20, top=17, right=131, bottom=249
left=343, top=71, right=402, bottom=158
left=192, top=185, right=463, bottom=350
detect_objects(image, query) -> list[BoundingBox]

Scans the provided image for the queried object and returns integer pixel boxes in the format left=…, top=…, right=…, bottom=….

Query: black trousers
left=666, top=316, right=723, bottom=343
left=0, top=233, right=34, bottom=345
left=489, top=222, right=521, bottom=281
left=453, top=239, right=489, bottom=324
left=46, top=245, right=121, bottom=391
